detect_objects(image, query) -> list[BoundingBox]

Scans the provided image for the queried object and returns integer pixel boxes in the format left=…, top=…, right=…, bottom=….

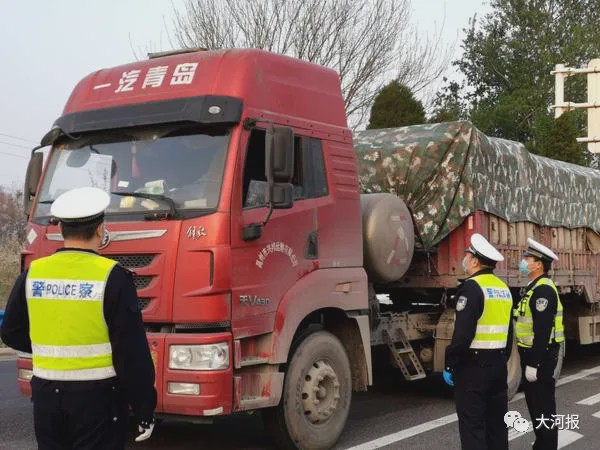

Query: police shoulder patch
left=536, top=297, right=548, bottom=312
left=456, top=296, right=468, bottom=311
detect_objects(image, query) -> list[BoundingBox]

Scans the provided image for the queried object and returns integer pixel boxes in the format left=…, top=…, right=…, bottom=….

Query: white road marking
left=576, top=391, right=600, bottom=405
left=508, top=427, right=532, bottom=441
left=593, top=410, right=600, bottom=419
left=343, top=413, right=458, bottom=450
left=558, top=429, right=583, bottom=448
left=344, top=364, right=600, bottom=450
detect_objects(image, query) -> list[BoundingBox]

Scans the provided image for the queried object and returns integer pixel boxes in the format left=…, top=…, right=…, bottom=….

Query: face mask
left=462, top=256, right=468, bottom=274
left=519, top=259, right=531, bottom=275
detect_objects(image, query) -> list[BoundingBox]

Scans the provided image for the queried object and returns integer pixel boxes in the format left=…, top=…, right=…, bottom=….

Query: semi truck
left=14, top=48, right=600, bottom=449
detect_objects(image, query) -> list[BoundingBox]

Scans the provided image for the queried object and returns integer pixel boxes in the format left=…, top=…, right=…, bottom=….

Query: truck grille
left=138, top=298, right=152, bottom=310
left=133, top=276, right=153, bottom=290
left=109, top=254, right=155, bottom=269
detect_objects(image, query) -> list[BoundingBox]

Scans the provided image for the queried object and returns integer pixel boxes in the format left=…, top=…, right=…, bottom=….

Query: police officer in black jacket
left=444, top=233, right=513, bottom=450
left=1, top=187, right=156, bottom=449
left=516, top=238, right=564, bottom=450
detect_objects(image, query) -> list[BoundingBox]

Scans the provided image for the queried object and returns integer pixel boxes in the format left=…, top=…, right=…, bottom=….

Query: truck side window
left=242, top=130, right=327, bottom=208
left=304, top=138, right=328, bottom=198
left=242, top=129, right=267, bottom=208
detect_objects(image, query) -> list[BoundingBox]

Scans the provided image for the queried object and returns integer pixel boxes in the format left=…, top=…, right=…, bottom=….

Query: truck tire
left=263, top=331, right=352, bottom=450
left=506, top=331, right=522, bottom=400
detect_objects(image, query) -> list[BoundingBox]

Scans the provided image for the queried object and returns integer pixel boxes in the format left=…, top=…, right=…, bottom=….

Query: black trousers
left=454, top=363, right=508, bottom=450
left=31, top=377, right=128, bottom=450
left=519, top=346, right=559, bottom=450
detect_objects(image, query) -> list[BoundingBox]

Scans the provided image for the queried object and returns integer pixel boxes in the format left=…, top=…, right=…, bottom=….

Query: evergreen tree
left=367, top=80, right=425, bottom=129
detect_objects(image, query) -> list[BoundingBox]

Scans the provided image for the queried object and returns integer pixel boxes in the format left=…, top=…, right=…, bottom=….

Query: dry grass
left=0, top=236, right=21, bottom=310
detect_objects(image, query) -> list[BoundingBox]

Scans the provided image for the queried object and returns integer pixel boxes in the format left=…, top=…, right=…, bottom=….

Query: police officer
left=444, top=233, right=513, bottom=450
left=516, top=238, right=563, bottom=450
left=1, top=187, right=157, bottom=449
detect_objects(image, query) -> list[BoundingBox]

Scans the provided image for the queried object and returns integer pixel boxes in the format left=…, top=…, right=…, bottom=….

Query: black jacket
left=445, top=269, right=514, bottom=372
left=517, top=274, right=559, bottom=368
left=0, top=248, right=156, bottom=422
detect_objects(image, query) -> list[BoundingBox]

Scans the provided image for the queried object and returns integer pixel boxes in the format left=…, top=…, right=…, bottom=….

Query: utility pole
left=551, top=59, right=600, bottom=153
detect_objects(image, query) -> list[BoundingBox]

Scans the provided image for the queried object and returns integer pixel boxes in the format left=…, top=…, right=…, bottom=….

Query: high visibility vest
left=26, top=251, right=117, bottom=381
left=514, top=277, right=564, bottom=348
left=468, top=274, right=513, bottom=349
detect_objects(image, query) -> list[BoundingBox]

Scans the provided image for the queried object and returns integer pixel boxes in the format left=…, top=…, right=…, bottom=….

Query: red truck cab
left=20, top=49, right=371, bottom=449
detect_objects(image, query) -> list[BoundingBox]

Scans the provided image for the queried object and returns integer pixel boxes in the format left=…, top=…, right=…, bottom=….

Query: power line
left=0, top=150, right=28, bottom=159
left=0, top=140, right=31, bottom=150
left=0, top=132, right=37, bottom=144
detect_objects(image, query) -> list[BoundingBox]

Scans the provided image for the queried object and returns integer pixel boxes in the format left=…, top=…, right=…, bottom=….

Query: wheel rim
left=301, top=359, right=341, bottom=424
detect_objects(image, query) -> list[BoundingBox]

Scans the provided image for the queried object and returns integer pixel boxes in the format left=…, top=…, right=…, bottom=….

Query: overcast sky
left=0, top=0, right=489, bottom=189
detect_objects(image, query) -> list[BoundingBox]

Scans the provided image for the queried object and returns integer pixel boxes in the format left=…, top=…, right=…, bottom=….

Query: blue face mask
left=519, top=259, right=531, bottom=275
left=462, top=256, right=468, bottom=274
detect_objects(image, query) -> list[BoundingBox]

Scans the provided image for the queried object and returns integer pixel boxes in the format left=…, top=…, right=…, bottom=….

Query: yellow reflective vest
left=468, top=274, right=513, bottom=349
left=26, top=251, right=117, bottom=381
left=514, top=277, right=564, bottom=348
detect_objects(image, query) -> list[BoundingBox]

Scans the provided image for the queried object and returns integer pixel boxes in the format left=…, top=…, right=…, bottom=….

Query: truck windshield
left=33, top=125, right=230, bottom=221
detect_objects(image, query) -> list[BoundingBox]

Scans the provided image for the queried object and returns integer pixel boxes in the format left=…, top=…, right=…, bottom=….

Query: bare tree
left=0, top=187, right=25, bottom=306
left=171, top=0, right=452, bottom=128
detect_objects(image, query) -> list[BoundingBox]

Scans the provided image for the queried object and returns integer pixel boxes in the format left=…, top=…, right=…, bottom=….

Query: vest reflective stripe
left=476, top=325, right=510, bottom=334
left=471, top=340, right=510, bottom=349
left=514, top=277, right=564, bottom=348
left=469, top=274, right=513, bottom=350
left=33, top=366, right=117, bottom=381
left=32, top=343, right=113, bottom=358
left=26, top=251, right=117, bottom=381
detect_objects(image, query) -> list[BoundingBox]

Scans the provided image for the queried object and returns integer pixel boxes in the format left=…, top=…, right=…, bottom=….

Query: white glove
left=525, top=365, right=538, bottom=382
left=135, top=421, right=155, bottom=442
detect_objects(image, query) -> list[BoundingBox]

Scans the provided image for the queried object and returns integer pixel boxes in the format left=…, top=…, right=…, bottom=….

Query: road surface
left=3, top=344, right=600, bottom=449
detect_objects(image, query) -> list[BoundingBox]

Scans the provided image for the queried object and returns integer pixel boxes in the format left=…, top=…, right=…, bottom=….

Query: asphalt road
left=3, top=345, right=600, bottom=449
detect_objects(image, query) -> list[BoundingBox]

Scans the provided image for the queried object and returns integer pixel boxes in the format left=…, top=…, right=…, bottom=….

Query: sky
left=0, top=0, right=490, bottom=189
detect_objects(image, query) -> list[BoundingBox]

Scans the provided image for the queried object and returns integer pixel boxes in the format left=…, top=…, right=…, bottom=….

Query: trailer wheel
left=263, top=331, right=352, bottom=450
left=506, top=332, right=522, bottom=400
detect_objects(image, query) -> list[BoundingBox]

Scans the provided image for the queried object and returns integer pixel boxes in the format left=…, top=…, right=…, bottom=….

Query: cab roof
left=62, top=48, right=348, bottom=129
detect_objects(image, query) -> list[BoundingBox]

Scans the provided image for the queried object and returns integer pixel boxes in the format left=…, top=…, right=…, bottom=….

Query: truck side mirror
left=242, top=125, right=295, bottom=242
left=266, top=126, right=294, bottom=181
left=40, top=127, right=63, bottom=147
left=267, top=182, right=294, bottom=209
left=23, top=152, right=43, bottom=215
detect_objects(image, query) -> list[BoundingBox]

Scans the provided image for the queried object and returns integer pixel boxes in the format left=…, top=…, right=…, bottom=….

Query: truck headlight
left=18, top=368, right=33, bottom=381
left=169, top=343, right=229, bottom=370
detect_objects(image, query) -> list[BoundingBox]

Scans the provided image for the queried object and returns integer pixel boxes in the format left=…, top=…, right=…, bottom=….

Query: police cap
left=50, top=187, right=110, bottom=223
left=466, top=233, right=504, bottom=264
left=523, top=237, right=559, bottom=262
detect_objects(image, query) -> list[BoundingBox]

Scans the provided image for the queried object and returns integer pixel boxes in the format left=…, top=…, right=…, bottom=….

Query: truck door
left=230, top=127, right=328, bottom=336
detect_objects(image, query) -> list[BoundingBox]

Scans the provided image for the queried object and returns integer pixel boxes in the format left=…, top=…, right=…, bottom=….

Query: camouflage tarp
left=354, top=121, right=600, bottom=249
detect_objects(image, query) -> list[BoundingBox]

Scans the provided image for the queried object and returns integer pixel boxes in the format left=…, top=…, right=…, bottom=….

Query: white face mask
left=462, top=255, right=469, bottom=274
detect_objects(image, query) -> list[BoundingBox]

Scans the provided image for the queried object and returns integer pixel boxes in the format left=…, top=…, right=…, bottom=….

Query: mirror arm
left=262, top=202, right=274, bottom=226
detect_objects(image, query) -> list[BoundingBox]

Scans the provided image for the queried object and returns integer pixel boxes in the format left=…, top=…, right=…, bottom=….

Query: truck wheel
left=263, top=331, right=352, bottom=450
left=507, top=329, right=521, bottom=400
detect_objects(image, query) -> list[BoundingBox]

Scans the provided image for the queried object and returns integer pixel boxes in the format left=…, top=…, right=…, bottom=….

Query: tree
left=429, top=78, right=468, bottom=123
left=454, top=0, right=600, bottom=164
left=0, top=187, right=26, bottom=241
left=535, top=111, right=589, bottom=166
left=171, top=0, right=452, bottom=127
left=0, top=187, right=25, bottom=307
left=367, top=81, right=425, bottom=129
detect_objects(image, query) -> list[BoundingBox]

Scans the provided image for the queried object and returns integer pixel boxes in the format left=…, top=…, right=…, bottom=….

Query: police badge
left=536, top=298, right=548, bottom=312
left=456, top=296, right=468, bottom=311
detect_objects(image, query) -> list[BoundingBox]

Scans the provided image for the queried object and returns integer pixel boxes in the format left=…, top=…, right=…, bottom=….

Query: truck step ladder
left=382, top=328, right=426, bottom=381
